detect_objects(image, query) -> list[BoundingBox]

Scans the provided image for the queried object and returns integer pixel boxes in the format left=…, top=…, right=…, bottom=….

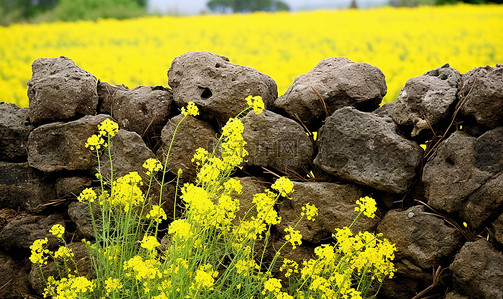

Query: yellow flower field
left=0, top=4, right=502, bottom=108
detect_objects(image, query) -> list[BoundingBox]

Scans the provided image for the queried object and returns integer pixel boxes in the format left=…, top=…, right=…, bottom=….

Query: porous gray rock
left=99, top=129, right=156, bottom=180
left=27, top=56, right=98, bottom=125
left=242, top=110, right=314, bottom=173
left=373, top=101, right=396, bottom=119
left=450, top=239, right=503, bottom=299
left=377, top=206, right=462, bottom=269
left=277, top=181, right=375, bottom=243
left=55, top=176, right=92, bottom=198
left=379, top=259, right=434, bottom=299
left=97, top=82, right=173, bottom=136
left=157, top=114, right=218, bottom=179
left=0, top=102, right=33, bottom=161
left=423, top=128, right=503, bottom=228
left=392, top=64, right=461, bottom=137
left=445, top=292, right=469, bottom=299
left=275, top=57, right=386, bottom=127
left=168, top=51, right=277, bottom=125
left=314, top=106, right=423, bottom=194
left=0, top=162, right=55, bottom=212
left=68, top=201, right=100, bottom=240
left=0, top=214, right=64, bottom=251
left=458, top=64, right=503, bottom=128
left=27, top=114, right=109, bottom=173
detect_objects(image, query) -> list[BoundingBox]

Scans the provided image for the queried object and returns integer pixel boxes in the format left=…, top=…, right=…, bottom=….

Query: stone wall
left=0, top=52, right=502, bottom=298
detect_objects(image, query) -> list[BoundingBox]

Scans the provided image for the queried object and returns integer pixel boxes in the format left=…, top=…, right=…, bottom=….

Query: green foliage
left=0, top=0, right=146, bottom=25
left=207, top=0, right=290, bottom=13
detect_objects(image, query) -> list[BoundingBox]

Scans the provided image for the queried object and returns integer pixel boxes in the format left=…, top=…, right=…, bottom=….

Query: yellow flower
left=234, top=259, right=258, bottom=276
left=181, top=101, right=199, bottom=116
left=54, top=246, right=74, bottom=259
left=142, top=158, right=162, bottom=176
left=85, top=134, right=105, bottom=151
left=262, top=278, right=282, bottom=295
left=146, top=205, right=167, bottom=223
left=285, top=226, right=302, bottom=249
left=301, top=203, right=318, bottom=221
left=246, top=95, right=265, bottom=114
left=271, top=176, right=294, bottom=197
left=29, top=238, right=49, bottom=265
left=168, top=219, right=191, bottom=238
left=140, top=235, right=160, bottom=251
left=191, top=264, right=218, bottom=290
left=355, top=196, right=377, bottom=218
left=50, top=224, right=65, bottom=239
left=105, top=277, right=123, bottom=295
left=98, top=118, right=119, bottom=137
left=280, top=258, right=299, bottom=278
left=77, top=188, right=97, bottom=204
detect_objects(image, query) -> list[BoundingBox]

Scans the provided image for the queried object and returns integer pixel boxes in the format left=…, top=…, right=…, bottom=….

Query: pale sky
left=147, top=0, right=388, bottom=15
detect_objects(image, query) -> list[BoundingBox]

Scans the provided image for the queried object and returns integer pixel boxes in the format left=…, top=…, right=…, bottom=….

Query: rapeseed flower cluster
left=29, top=99, right=396, bottom=298
left=85, top=118, right=119, bottom=151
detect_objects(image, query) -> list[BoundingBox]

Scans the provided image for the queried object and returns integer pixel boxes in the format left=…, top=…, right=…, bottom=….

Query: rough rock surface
left=379, top=259, right=434, bottom=299
left=242, top=110, right=313, bottom=173
left=275, top=57, right=386, bottom=126
left=374, top=101, right=396, bottom=119
left=392, top=64, right=461, bottom=137
left=277, top=181, right=375, bottom=243
left=0, top=214, right=64, bottom=251
left=0, top=102, right=33, bottom=161
left=458, top=64, right=503, bottom=128
left=55, top=176, right=92, bottom=198
left=27, top=56, right=98, bottom=125
left=97, top=82, right=173, bottom=136
left=445, top=292, right=469, bottom=299
left=493, top=213, right=503, bottom=245
left=314, top=106, right=423, bottom=194
left=378, top=206, right=462, bottom=269
left=0, top=162, right=55, bottom=212
left=168, top=51, right=277, bottom=124
left=450, top=239, right=503, bottom=299
left=68, top=201, right=100, bottom=240
left=423, top=128, right=503, bottom=228
left=100, top=129, right=156, bottom=180
left=157, top=114, right=218, bottom=179
left=0, top=251, right=32, bottom=298
left=27, top=114, right=109, bottom=173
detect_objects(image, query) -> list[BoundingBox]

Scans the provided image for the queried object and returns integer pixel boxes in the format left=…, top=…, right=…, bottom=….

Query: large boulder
left=168, top=51, right=277, bottom=125
left=0, top=162, right=55, bottom=212
left=157, top=114, right=218, bottom=179
left=377, top=205, right=462, bottom=269
left=27, top=114, right=109, bottom=173
left=493, top=213, right=503, bottom=245
left=392, top=64, right=461, bottom=137
left=423, top=128, right=503, bottom=228
left=242, top=110, right=314, bottom=173
left=314, top=106, right=423, bottom=194
left=0, top=102, right=33, bottom=161
left=275, top=57, right=386, bottom=127
left=0, top=214, right=65, bottom=251
left=458, top=64, right=503, bottom=129
left=55, top=176, right=92, bottom=198
left=450, top=239, right=503, bottom=299
left=99, top=129, right=156, bottom=180
left=97, top=82, right=173, bottom=136
left=277, top=181, right=375, bottom=243
left=27, top=56, right=98, bottom=125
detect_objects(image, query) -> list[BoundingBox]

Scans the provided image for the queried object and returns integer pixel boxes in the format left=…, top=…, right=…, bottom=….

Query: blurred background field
left=0, top=0, right=502, bottom=107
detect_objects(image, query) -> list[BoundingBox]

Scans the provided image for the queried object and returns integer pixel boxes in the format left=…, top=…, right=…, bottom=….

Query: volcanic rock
left=314, top=106, right=423, bottom=194
left=27, top=56, right=98, bottom=125
left=168, top=51, right=277, bottom=125
left=275, top=57, right=386, bottom=127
